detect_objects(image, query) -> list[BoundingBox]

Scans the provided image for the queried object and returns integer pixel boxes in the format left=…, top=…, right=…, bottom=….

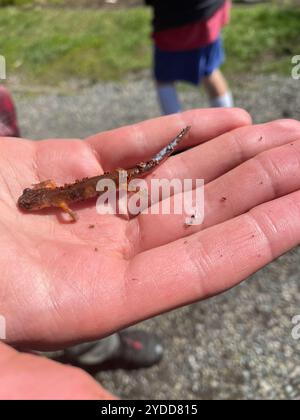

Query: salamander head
left=18, top=188, right=50, bottom=212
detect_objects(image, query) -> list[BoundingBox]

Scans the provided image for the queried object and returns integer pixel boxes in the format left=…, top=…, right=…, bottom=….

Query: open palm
left=1, top=109, right=300, bottom=350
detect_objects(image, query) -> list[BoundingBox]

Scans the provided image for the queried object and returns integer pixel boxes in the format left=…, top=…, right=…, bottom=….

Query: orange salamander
left=17, top=127, right=191, bottom=221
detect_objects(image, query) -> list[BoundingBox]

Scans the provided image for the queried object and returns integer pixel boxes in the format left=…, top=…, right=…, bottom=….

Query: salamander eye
left=23, top=188, right=32, bottom=194
left=21, top=202, right=32, bottom=210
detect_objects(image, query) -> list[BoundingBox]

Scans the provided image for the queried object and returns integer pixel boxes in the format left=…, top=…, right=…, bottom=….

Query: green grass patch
left=223, top=5, right=300, bottom=75
left=0, top=7, right=152, bottom=84
left=0, top=4, right=299, bottom=86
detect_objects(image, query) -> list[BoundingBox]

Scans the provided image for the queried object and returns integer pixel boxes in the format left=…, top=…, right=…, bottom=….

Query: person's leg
left=203, top=69, right=234, bottom=108
left=156, top=82, right=182, bottom=115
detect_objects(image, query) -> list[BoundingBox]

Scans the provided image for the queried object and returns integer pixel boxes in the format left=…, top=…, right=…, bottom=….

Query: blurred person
left=145, top=0, right=233, bottom=115
left=0, top=86, right=20, bottom=137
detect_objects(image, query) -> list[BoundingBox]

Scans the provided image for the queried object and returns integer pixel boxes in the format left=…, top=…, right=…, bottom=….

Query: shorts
left=154, top=37, right=225, bottom=86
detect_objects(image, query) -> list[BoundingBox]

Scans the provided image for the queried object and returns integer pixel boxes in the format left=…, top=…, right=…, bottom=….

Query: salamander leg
left=116, top=168, right=129, bottom=191
left=58, top=202, right=78, bottom=222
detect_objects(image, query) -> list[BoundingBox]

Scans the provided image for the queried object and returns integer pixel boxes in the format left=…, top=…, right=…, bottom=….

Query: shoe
left=46, top=330, right=164, bottom=370
left=113, top=330, right=164, bottom=369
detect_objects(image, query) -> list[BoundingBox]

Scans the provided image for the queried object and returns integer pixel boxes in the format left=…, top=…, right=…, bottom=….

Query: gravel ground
left=12, top=73, right=300, bottom=399
left=14, top=73, right=300, bottom=139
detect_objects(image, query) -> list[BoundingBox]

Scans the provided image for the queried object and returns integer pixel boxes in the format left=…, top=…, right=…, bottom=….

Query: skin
left=157, top=69, right=230, bottom=103
left=1, top=109, right=300, bottom=399
left=202, top=68, right=230, bottom=100
left=0, top=342, right=115, bottom=400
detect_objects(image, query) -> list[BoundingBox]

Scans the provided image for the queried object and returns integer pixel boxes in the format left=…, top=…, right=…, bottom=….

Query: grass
left=223, top=5, right=300, bottom=75
left=0, top=4, right=299, bottom=86
left=0, top=7, right=151, bottom=84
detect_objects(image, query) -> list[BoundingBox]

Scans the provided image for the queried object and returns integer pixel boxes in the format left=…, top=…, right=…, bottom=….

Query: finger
left=126, top=120, right=300, bottom=218
left=142, top=119, right=300, bottom=186
left=86, top=108, right=251, bottom=171
left=122, top=190, right=300, bottom=328
left=137, top=134, right=300, bottom=250
left=29, top=109, right=251, bottom=188
left=0, top=342, right=116, bottom=400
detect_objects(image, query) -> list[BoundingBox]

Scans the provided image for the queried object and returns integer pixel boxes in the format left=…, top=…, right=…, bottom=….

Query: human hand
left=1, top=109, right=300, bottom=349
left=0, top=342, right=114, bottom=400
